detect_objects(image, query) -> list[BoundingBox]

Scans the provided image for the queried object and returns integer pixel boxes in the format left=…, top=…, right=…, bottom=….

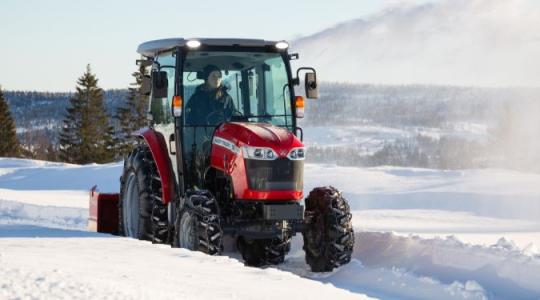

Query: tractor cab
left=137, top=38, right=318, bottom=197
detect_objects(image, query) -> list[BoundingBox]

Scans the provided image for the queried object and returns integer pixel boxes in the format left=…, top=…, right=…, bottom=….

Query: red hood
left=215, top=122, right=303, bottom=157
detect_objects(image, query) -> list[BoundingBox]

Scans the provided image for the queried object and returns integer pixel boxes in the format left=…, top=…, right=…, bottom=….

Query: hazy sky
left=294, top=0, right=540, bottom=87
left=2, top=0, right=419, bottom=91
left=3, top=0, right=536, bottom=91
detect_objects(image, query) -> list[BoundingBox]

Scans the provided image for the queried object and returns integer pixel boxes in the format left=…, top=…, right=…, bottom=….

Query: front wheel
left=173, top=190, right=223, bottom=255
left=302, top=186, right=354, bottom=272
left=237, top=236, right=291, bottom=267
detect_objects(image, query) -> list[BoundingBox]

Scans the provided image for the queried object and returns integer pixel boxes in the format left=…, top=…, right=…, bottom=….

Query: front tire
left=237, top=236, right=291, bottom=267
left=303, top=186, right=354, bottom=272
left=173, top=190, right=223, bottom=255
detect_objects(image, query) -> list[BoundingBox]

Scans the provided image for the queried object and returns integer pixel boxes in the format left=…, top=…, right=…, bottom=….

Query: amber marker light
left=295, top=96, right=305, bottom=118
left=173, top=95, right=183, bottom=117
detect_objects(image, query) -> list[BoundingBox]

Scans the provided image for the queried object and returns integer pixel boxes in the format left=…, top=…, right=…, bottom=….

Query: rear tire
left=119, top=145, right=168, bottom=243
left=303, top=186, right=354, bottom=272
left=173, top=190, right=223, bottom=255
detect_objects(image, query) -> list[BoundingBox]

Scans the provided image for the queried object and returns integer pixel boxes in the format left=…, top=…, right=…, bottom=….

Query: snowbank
left=0, top=226, right=370, bottom=300
left=2, top=158, right=540, bottom=299
left=352, top=231, right=540, bottom=299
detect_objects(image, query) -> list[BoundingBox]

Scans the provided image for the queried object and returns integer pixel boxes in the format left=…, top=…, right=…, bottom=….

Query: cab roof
left=137, top=38, right=282, bottom=58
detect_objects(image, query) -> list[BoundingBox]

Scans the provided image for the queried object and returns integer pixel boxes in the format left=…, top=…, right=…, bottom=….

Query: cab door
left=149, top=51, right=178, bottom=183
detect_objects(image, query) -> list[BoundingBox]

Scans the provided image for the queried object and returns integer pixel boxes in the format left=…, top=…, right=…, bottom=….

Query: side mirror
left=136, top=59, right=153, bottom=68
left=152, top=71, right=168, bottom=98
left=305, top=72, right=318, bottom=99
left=141, top=75, right=151, bottom=95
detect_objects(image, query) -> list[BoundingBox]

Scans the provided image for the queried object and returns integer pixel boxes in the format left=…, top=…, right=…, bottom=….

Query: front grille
left=244, top=158, right=303, bottom=191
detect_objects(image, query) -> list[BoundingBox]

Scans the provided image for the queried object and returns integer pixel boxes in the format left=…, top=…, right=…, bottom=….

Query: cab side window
left=150, top=52, right=176, bottom=125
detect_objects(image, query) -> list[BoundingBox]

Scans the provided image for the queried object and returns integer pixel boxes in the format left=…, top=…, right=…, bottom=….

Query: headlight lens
left=243, top=146, right=278, bottom=160
left=287, top=147, right=305, bottom=160
left=212, top=136, right=240, bottom=153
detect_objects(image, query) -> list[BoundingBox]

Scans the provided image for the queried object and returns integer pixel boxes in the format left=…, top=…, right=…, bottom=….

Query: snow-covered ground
left=1, top=158, right=540, bottom=299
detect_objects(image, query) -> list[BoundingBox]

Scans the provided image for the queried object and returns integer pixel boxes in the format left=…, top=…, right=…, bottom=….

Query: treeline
left=3, top=80, right=539, bottom=171
left=302, top=83, right=538, bottom=127
left=303, top=83, right=540, bottom=173
left=5, top=89, right=128, bottom=144
left=0, top=64, right=148, bottom=163
left=0, top=88, right=20, bottom=157
left=307, top=135, right=490, bottom=170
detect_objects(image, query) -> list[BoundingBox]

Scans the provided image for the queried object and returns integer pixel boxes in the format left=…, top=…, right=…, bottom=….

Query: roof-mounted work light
left=186, top=40, right=201, bottom=48
left=275, top=41, right=289, bottom=50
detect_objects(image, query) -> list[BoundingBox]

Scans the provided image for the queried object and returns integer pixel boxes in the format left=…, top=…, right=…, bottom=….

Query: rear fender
left=134, top=128, right=175, bottom=205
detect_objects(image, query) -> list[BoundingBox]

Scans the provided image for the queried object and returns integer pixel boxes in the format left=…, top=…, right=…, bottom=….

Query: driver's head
left=202, top=65, right=222, bottom=89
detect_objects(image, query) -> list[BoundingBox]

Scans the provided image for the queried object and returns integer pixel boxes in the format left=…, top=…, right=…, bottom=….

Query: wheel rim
left=179, top=211, right=195, bottom=250
left=123, top=172, right=140, bottom=238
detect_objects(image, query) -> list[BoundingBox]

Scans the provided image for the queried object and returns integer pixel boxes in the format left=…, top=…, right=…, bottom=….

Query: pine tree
left=115, top=64, right=149, bottom=157
left=59, top=65, right=116, bottom=164
left=0, top=86, right=20, bottom=157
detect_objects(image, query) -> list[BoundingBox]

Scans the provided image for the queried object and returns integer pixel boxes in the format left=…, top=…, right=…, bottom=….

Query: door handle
left=169, top=134, right=176, bottom=155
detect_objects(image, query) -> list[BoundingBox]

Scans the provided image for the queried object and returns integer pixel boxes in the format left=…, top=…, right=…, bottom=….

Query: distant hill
left=298, top=83, right=540, bottom=172
left=291, top=0, right=540, bottom=87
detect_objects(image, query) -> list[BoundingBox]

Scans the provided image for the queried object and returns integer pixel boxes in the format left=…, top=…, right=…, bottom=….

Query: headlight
left=287, top=147, right=305, bottom=160
left=243, top=146, right=278, bottom=160
left=213, top=136, right=239, bottom=153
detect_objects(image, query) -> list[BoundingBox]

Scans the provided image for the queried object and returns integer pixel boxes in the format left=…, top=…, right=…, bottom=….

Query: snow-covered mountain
left=291, top=0, right=540, bottom=87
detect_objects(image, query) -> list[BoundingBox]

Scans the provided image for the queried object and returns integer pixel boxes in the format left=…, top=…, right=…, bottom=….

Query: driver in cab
left=185, top=65, right=235, bottom=125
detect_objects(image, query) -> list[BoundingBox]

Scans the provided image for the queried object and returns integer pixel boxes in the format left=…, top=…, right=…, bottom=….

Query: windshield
left=183, top=51, right=293, bottom=130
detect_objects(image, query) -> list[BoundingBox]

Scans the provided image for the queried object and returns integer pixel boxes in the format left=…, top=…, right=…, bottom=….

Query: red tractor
left=93, top=38, right=354, bottom=271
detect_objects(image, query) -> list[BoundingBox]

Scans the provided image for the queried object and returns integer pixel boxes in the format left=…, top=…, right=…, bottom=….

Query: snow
left=0, top=229, right=367, bottom=300
left=1, top=157, right=540, bottom=299
left=348, top=232, right=540, bottom=299
left=304, top=164, right=540, bottom=220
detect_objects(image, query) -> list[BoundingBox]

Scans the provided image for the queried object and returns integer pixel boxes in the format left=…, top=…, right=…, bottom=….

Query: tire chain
left=186, top=190, right=223, bottom=255
left=304, top=186, right=354, bottom=272
left=263, top=236, right=292, bottom=265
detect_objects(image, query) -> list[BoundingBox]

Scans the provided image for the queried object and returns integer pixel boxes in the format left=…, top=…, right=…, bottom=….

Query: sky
left=1, top=0, right=414, bottom=91
left=1, top=0, right=538, bottom=91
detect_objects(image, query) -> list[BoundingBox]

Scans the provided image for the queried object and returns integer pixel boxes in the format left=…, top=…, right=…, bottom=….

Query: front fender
left=134, top=128, right=175, bottom=205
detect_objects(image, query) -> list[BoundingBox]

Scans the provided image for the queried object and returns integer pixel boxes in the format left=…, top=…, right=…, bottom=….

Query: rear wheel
left=173, top=190, right=223, bottom=255
left=119, top=145, right=169, bottom=243
left=303, top=186, right=354, bottom=272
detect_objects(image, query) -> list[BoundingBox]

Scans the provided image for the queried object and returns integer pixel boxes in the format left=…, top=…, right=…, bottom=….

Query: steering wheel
left=206, top=110, right=226, bottom=125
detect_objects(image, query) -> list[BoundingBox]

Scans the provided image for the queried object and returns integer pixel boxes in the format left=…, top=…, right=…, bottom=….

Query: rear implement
left=88, top=186, right=118, bottom=235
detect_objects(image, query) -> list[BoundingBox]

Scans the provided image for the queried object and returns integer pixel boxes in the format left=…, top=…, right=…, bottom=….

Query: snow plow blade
left=88, top=185, right=119, bottom=235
